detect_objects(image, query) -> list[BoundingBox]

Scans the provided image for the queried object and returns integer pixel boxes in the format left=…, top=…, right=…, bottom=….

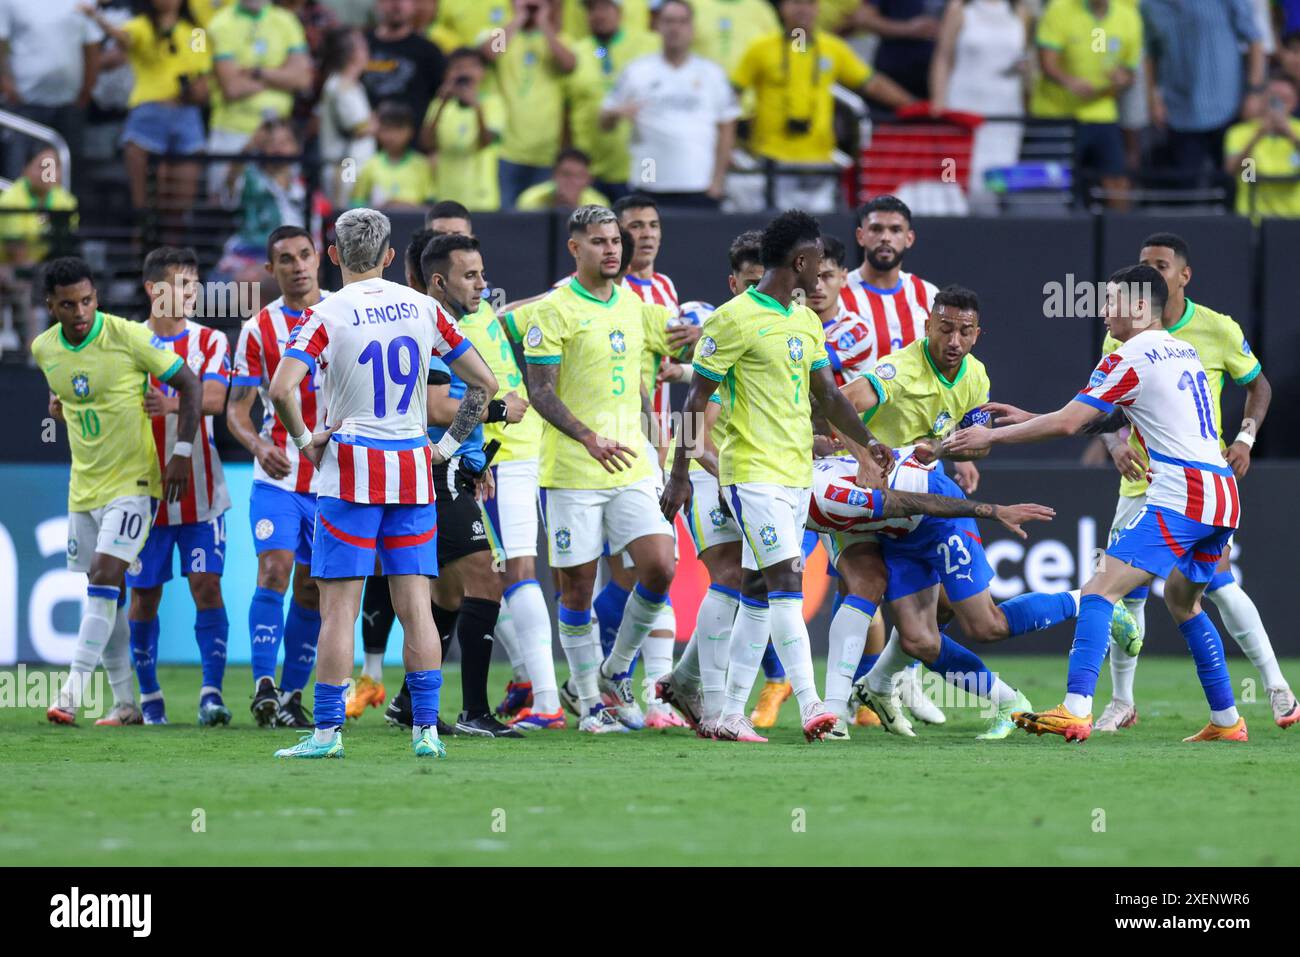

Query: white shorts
left=820, top=529, right=880, bottom=571
left=66, top=495, right=155, bottom=572
left=542, top=477, right=674, bottom=567
left=485, top=458, right=540, bottom=561
left=685, top=469, right=741, bottom=555
left=723, top=483, right=811, bottom=571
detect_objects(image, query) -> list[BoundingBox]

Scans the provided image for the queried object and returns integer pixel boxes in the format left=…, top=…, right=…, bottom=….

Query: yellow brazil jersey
left=458, top=301, right=542, bottom=463
left=1224, top=118, right=1300, bottom=222
left=566, top=30, right=661, bottom=182
left=497, top=29, right=568, bottom=168
left=523, top=279, right=669, bottom=489
left=859, top=337, right=992, bottom=449
left=693, top=0, right=780, bottom=75
left=207, top=3, right=308, bottom=135
left=351, top=151, right=436, bottom=207
left=639, top=301, right=674, bottom=398
left=0, top=179, right=78, bottom=264
left=732, top=30, right=872, bottom=164
left=122, top=15, right=213, bottom=109
left=561, top=0, right=652, bottom=43
left=693, top=287, right=829, bottom=488
left=1032, top=0, right=1141, bottom=124
left=426, top=22, right=463, bottom=55
left=425, top=94, right=505, bottom=211
left=33, top=312, right=184, bottom=512
left=516, top=182, right=610, bottom=210
left=437, top=0, right=513, bottom=48
left=1103, top=298, right=1261, bottom=498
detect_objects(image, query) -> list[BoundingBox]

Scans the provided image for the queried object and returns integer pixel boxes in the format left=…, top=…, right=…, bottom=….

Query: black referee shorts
left=433, top=459, right=491, bottom=567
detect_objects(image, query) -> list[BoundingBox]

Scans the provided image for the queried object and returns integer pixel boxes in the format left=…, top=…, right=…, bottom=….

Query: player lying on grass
left=947, top=265, right=1249, bottom=743
left=805, top=448, right=1134, bottom=740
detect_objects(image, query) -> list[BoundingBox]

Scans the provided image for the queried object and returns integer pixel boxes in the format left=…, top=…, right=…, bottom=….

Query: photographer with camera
left=80, top=0, right=210, bottom=226
left=420, top=47, right=504, bottom=212
left=1223, top=73, right=1300, bottom=222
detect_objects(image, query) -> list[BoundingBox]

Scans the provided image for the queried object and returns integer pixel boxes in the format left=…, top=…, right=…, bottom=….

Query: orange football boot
left=1183, top=717, right=1248, bottom=742
left=345, top=674, right=387, bottom=719
left=1013, top=704, right=1093, bottom=742
left=750, top=679, right=792, bottom=729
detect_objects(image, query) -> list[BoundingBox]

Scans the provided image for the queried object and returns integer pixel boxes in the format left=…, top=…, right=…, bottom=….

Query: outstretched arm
left=945, top=399, right=1102, bottom=455
left=880, top=488, right=1055, bottom=540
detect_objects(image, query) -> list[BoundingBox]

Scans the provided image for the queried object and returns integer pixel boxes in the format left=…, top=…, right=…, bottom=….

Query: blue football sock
left=280, top=601, right=321, bottom=693
left=761, top=640, right=786, bottom=680
left=853, top=652, right=880, bottom=682
left=249, top=586, right=286, bottom=683
left=407, top=669, right=444, bottom=727
left=313, top=681, right=346, bottom=730
left=593, top=581, right=631, bottom=657
left=1066, top=594, right=1115, bottom=699
left=925, top=635, right=995, bottom=697
left=129, top=617, right=161, bottom=696
left=1179, top=611, right=1235, bottom=713
left=1000, top=590, right=1078, bottom=636
left=194, top=606, right=228, bottom=694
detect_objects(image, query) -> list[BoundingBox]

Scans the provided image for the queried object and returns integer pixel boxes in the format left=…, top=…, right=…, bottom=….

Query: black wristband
left=486, top=398, right=508, bottom=423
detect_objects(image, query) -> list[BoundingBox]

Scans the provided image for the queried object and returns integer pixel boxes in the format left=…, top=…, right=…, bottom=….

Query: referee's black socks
left=456, top=597, right=501, bottom=718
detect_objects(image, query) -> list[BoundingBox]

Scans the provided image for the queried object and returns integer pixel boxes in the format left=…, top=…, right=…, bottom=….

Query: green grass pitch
left=3, top=655, right=1296, bottom=866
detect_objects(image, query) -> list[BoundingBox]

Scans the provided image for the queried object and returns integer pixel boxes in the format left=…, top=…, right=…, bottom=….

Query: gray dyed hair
left=567, top=204, right=617, bottom=235
left=334, top=207, right=392, bottom=273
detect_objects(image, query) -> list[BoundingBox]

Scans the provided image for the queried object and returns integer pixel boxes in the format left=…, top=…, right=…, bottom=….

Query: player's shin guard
left=826, top=596, right=876, bottom=715
left=249, top=586, right=286, bottom=684
left=101, top=592, right=135, bottom=708
left=506, top=580, right=559, bottom=712
left=593, top=580, right=631, bottom=658
left=279, top=601, right=320, bottom=694
left=607, top=582, right=668, bottom=676
left=1206, top=578, right=1287, bottom=689
left=924, top=635, right=1015, bottom=704
left=760, top=640, right=785, bottom=680
left=313, top=681, right=346, bottom=732
left=493, top=607, right=528, bottom=682
left=769, top=592, right=821, bottom=712
left=696, top=584, right=740, bottom=721
left=723, top=597, right=769, bottom=718
left=60, top=585, right=120, bottom=711
left=457, top=597, right=500, bottom=717
left=559, top=605, right=601, bottom=712
left=1179, top=611, right=1239, bottom=725
left=130, top=616, right=162, bottom=696
left=1065, top=594, right=1115, bottom=716
left=999, top=590, right=1079, bottom=636
left=195, top=606, right=229, bottom=694
left=643, top=603, right=677, bottom=683
left=407, top=668, right=444, bottom=728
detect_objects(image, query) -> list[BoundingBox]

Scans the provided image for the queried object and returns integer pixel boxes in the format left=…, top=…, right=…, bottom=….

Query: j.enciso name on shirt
left=352, top=302, right=422, bottom=325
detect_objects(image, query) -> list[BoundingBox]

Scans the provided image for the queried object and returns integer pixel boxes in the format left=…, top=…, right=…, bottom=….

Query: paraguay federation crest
left=787, top=336, right=803, bottom=362
left=71, top=373, right=90, bottom=398
left=609, top=330, right=626, bottom=354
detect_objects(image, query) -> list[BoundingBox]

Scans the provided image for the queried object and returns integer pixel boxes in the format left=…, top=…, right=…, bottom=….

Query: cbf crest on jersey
left=610, top=330, right=626, bottom=354
left=759, top=524, right=779, bottom=548
left=555, top=527, right=572, bottom=553
left=787, top=336, right=803, bottom=362
left=526, top=324, right=543, bottom=348
left=709, top=506, right=728, bottom=528
left=932, top=410, right=953, bottom=437
left=71, top=372, right=90, bottom=397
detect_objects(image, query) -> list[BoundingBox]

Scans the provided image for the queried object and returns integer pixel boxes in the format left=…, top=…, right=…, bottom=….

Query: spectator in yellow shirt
left=421, top=48, right=505, bottom=211
left=81, top=0, right=212, bottom=221
left=565, top=0, right=660, bottom=202
left=436, top=0, right=513, bottom=48
left=559, top=0, right=651, bottom=43
left=1224, top=75, right=1300, bottom=221
left=352, top=101, right=437, bottom=209
left=481, top=0, right=576, bottom=207
left=691, top=0, right=779, bottom=74
left=732, top=0, right=912, bottom=208
left=516, top=147, right=611, bottom=209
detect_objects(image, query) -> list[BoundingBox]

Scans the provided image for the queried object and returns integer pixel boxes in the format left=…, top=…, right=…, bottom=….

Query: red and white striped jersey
left=624, top=272, right=680, bottom=440
left=232, top=295, right=330, bottom=496
left=821, top=303, right=877, bottom=385
left=1077, top=330, right=1240, bottom=528
left=286, top=277, right=468, bottom=505
left=806, top=447, right=934, bottom=540
left=147, top=320, right=232, bottom=526
left=839, top=269, right=937, bottom=359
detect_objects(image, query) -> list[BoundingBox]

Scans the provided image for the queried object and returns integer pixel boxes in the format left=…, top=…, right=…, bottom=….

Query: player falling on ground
left=948, top=265, right=1250, bottom=743
left=661, top=209, right=893, bottom=744
left=126, top=247, right=233, bottom=726
left=35, top=257, right=202, bottom=726
left=271, top=208, right=497, bottom=760
left=656, top=231, right=765, bottom=735
left=523, top=204, right=679, bottom=734
left=1085, top=233, right=1295, bottom=730
left=228, top=225, right=328, bottom=729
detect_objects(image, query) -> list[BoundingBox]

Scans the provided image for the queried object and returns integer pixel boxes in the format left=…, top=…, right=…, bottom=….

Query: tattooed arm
left=879, top=488, right=1056, bottom=541
left=439, top=345, right=497, bottom=462
left=525, top=360, right=638, bottom=473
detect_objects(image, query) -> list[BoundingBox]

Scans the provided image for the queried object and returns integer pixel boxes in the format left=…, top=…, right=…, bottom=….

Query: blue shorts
left=1106, top=504, right=1232, bottom=584
left=122, top=102, right=205, bottom=155
left=127, top=516, right=227, bottom=589
left=882, top=471, right=992, bottom=602
left=311, top=498, right=438, bottom=580
left=249, top=481, right=317, bottom=565
left=801, top=528, right=840, bottom=579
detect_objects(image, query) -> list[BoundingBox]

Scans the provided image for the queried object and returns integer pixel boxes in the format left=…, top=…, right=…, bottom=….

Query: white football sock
left=559, top=610, right=602, bottom=713
left=1108, top=596, right=1146, bottom=704
left=865, top=628, right=914, bottom=696
left=100, top=607, right=135, bottom=707
left=59, top=588, right=118, bottom=711
left=1208, top=582, right=1287, bottom=690
left=1064, top=692, right=1092, bottom=716
left=492, top=607, right=529, bottom=682
left=769, top=594, right=820, bottom=713
left=314, top=727, right=338, bottom=745
left=362, top=651, right=384, bottom=682
left=643, top=603, right=678, bottom=683
left=986, top=675, right=1018, bottom=705
left=695, top=586, right=740, bottom=721
left=507, top=582, right=560, bottom=712
left=1211, top=705, right=1241, bottom=726
left=722, top=600, right=769, bottom=718
left=675, top=633, right=701, bottom=690
left=825, top=600, right=872, bottom=716
left=606, top=585, right=667, bottom=676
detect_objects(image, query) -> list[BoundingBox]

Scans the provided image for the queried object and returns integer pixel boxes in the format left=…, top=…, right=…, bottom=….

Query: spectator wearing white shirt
left=600, top=0, right=739, bottom=208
